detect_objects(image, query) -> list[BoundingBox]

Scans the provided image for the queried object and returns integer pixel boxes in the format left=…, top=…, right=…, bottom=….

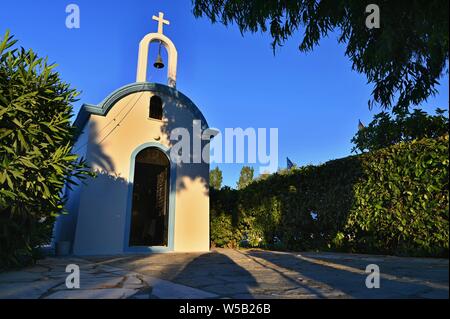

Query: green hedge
left=210, top=186, right=241, bottom=248
left=210, top=135, right=449, bottom=257
left=345, top=135, right=449, bottom=256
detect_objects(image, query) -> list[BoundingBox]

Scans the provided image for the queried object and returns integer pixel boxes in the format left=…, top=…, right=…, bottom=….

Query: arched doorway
left=129, top=147, right=170, bottom=247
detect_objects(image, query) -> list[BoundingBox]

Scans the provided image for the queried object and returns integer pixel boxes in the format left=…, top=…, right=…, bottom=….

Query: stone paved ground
left=0, top=257, right=216, bottom=299
left=0, top=248, right=448, bottom=299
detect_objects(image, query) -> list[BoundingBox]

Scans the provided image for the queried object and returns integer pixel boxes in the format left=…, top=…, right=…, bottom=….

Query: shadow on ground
left=89, top=248, right=449, bottom=299
left=91, top=250, right=258, bottom=298
left=244, top=250, right=449, bottom=299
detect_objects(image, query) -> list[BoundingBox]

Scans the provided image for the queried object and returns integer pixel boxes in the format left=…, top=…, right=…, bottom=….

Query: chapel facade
left=53, top=12, right=213, bottom=255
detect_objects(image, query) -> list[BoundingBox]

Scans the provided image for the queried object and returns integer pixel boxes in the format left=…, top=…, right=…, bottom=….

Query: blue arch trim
left=73, top=82, right=209, bottom=130
left=123, top=142, right=176, bottom=253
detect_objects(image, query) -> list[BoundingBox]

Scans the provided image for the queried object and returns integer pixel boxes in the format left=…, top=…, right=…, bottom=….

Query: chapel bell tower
left=136, top=12, right=178, bottom=88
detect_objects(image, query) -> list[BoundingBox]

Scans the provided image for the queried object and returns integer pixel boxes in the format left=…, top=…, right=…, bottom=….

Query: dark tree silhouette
left=192, top=0, right=449, bottom=111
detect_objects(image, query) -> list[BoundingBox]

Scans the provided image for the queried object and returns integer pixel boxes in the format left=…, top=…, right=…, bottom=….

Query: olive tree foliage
left=192, top=0, right=449, bottom=111
left=352, top=108, right=449, bottom=153
left=0, top=31, right=90, bottom=268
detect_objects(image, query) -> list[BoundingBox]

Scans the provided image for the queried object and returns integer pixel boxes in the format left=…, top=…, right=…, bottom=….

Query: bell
left=153, top=53, right=165, bottom=69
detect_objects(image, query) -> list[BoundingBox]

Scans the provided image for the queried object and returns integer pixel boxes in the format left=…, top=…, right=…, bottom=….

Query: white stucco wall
left=70, top=88, right=210, bottom=255
left=53, top=124, right=90, bottom=245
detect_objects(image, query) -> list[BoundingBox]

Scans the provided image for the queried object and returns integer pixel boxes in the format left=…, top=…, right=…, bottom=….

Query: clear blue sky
left=1, top=0, right=448, bottom=187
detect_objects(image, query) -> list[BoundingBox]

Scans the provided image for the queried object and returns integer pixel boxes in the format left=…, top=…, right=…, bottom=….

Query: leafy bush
left=210, top=136, right=449, bottom=257
left=210, top=187, right=241, bottom=248
left=345, top=135, right=449, bottom=256
left=0, top=32, right=89, bottom=269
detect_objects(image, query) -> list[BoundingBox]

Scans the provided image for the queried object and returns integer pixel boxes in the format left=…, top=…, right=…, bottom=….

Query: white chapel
left=53, top=12, right=214, bottom=255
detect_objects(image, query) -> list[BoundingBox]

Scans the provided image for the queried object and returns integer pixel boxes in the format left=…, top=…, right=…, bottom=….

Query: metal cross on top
left=152, top=12, right=170, bottom=34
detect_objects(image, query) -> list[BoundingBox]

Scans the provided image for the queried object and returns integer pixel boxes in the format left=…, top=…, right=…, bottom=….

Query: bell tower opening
left=136, top=11, right=178, bottom=87
left=129, top=147, right=170, bottom=247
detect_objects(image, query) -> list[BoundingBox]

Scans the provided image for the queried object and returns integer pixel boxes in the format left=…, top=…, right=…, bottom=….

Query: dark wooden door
left=129, top=148, right=169, bottom=246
